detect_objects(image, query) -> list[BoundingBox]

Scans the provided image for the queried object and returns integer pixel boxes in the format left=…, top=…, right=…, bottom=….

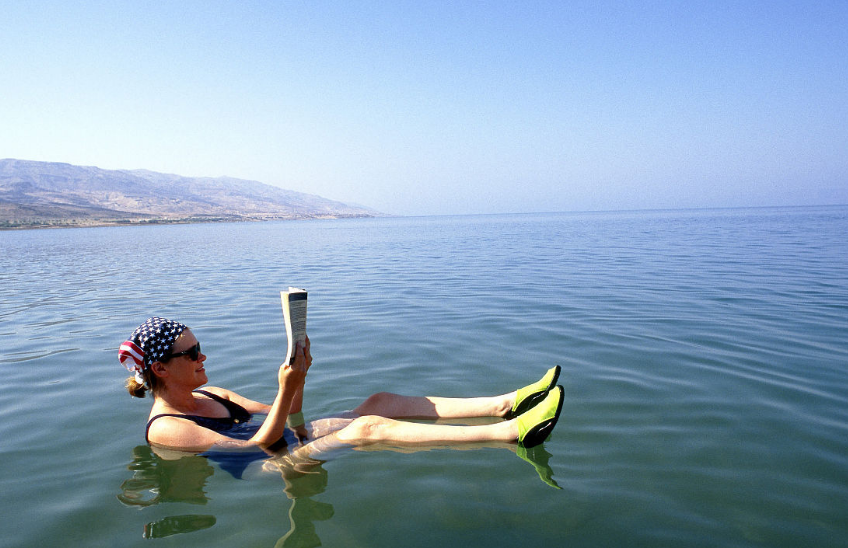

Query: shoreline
left=0, top=213, right=379, bottom=231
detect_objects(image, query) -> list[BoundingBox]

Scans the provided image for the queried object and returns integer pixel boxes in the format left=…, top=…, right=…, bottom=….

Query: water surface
left=1, top=207, right=846, bottom=547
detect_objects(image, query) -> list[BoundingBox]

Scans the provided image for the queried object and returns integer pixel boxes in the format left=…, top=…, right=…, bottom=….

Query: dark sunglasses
left=166, top=342, right=202, bottom=362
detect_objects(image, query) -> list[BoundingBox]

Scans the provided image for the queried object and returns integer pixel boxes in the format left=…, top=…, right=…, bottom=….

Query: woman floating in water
left=119, top=317, right=563, bottom=455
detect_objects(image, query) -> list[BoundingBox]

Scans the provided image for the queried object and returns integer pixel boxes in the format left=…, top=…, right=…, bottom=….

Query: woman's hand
left=278, top=341, right=308, bottom=388
left=303, top=335, right=313, bottom=372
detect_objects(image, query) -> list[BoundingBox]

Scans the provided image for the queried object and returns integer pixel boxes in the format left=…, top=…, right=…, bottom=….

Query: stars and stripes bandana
left=119, top=317, right=187, bottom=386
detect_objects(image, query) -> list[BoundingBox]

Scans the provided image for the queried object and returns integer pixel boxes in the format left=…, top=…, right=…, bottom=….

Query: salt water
left=0, top=207, right=846, bottom=547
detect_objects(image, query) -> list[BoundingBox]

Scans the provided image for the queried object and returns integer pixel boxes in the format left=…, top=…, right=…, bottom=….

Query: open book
left=280, top=287, right=307, bottom=365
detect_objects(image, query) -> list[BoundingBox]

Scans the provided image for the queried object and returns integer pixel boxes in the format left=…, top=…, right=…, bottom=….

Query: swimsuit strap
left=193, top=389, right=251, bottom=422
left=193, top=388, right=225, bottom=401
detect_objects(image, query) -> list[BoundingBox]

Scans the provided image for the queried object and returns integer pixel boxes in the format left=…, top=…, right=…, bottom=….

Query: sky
left=2, top=1, right=846, bottom=216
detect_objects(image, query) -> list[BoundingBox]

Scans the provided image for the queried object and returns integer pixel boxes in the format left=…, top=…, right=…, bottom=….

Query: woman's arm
left=288, top=335, right=312, bottom=414
left=247, top=347, right=306, bottom=448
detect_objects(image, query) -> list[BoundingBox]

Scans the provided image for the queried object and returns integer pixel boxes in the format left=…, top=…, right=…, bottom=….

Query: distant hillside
left=0, top=159, right=381, bottom=228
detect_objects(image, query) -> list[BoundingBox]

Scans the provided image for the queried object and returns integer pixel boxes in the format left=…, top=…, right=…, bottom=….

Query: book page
left=281, top=287, right=307, bottom=365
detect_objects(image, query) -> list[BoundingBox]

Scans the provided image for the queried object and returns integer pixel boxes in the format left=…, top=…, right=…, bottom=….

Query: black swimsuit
left=146, top=390, right=300, bottom=480
left=145, top=389, right=253, bottom=444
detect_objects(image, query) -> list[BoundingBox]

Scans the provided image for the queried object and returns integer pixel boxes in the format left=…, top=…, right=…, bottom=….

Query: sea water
left=0, top=207, right=846, bottom=547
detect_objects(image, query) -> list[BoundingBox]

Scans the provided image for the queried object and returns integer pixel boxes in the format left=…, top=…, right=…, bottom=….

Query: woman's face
left=162, top=329, right=208, bottom=387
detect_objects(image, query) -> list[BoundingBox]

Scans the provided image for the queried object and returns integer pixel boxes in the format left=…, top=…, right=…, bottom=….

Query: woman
left=120, top=317, right=564, bottom=454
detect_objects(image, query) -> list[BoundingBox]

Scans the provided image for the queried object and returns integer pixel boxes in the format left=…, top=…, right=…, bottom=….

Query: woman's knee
left=354, top=391, right=401, bottom=416
left=336, top=415, right=393, bottom=445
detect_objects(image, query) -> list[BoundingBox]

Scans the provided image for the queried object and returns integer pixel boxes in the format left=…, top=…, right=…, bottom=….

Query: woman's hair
left=126, top=375, right=149, bottom=398
left=125, top=367, right=162, bottom=398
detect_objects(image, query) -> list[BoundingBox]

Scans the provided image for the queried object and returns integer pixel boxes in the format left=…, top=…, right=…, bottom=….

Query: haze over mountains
left=0, top=159, right=380, bottom=228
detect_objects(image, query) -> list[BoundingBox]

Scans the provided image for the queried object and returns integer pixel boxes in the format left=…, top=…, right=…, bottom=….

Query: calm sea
left=1, top=207, right=846, bottom=547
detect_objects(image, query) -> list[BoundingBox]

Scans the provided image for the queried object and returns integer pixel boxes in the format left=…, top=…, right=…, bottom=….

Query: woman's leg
left=353, top=391, right=515, bottom=419
left=352, top=366, right=561, bottom=420
left=344, top=384, right=564, bottom=448
left=286, top=384, right=562, bottom=460
left=336, top=414, right=519, bottom=446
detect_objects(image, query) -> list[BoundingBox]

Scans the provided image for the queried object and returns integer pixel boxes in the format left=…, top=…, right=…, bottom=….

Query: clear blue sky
left=2, top=1, right=846, bottom=215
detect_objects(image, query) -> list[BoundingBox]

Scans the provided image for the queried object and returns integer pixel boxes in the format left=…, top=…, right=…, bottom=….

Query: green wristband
left=286, top=411, right=305, bottom=428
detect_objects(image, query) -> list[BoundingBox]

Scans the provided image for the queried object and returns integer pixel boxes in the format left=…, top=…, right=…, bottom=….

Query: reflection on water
left=117, top=444, right=338, bottom=544
left=144, top=515, right=217, bottom=539
left=118, top=445, right=214, bottom=507
left=266, top=453, right=335, bottom=548
left=117, top=446, right=217, bottom=538
left=516, top=445, right=560, bottom=490
left=118, top=435, right=561, bottom=544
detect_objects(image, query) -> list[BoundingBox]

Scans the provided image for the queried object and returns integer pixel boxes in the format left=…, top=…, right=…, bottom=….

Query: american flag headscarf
left=119, top=317, right=187, bottom=386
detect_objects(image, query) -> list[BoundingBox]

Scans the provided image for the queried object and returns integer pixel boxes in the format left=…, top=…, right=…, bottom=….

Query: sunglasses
left=166, top=342, right=202, bottom=362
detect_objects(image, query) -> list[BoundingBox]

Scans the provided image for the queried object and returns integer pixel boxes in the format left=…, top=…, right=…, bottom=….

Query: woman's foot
left=516, top=385, right=564, bottom=448
left=505, top=365, right=561, bottom=419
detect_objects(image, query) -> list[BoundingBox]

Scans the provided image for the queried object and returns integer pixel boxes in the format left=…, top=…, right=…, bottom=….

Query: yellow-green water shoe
left=505, top=365, right=561, bottom=419
left=517, top=385, right=564, bottom=448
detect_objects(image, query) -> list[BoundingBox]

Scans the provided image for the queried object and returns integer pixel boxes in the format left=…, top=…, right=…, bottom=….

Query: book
left=280, top=287, right=308, bottom=365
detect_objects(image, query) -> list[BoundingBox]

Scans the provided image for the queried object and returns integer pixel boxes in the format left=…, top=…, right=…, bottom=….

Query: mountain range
left=0, top=159, right=380, bottom=228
